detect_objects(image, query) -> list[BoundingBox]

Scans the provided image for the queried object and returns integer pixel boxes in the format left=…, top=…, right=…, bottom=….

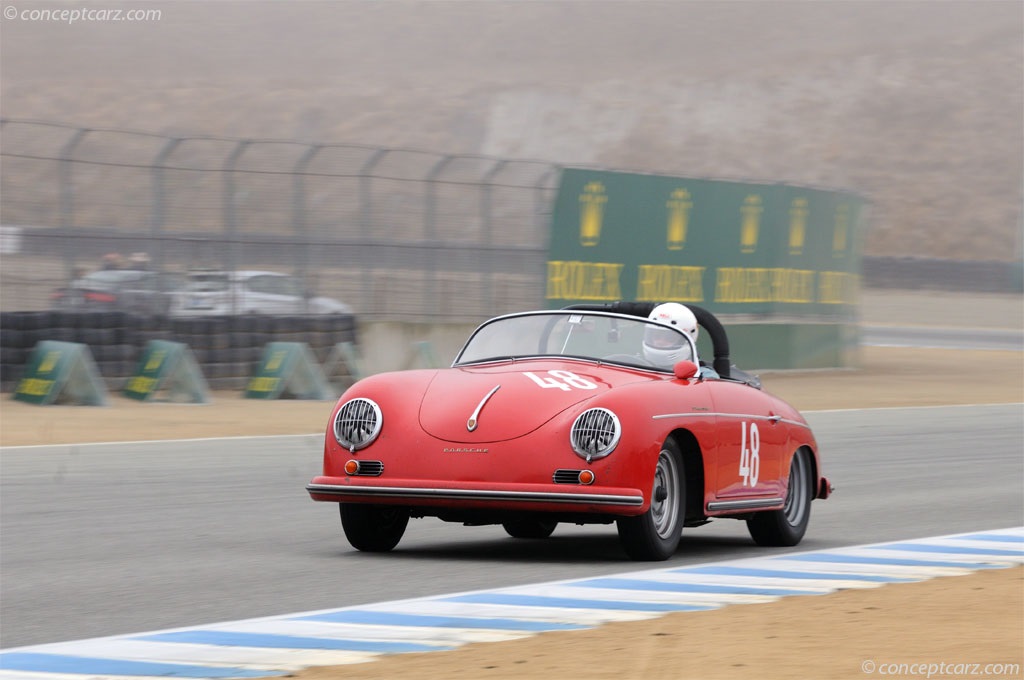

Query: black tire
left=96, top=327, right=117, bottom=345
left=229, top=331, right=250, bottom=349
left=340, top=503, right=410, bottom=552
left=92, top=344, right=113, bottom=362
left=229, top=362, right=249, bottom=380
left=143, top=314, right=167, bottom=332
left=97, top=360, right=117, bottom=379
left=233, top=315, right=253, bottom=333
left=104, top=311, right=126, bottom=328
left=12, top=312, right=30, bottom=330
left=116, top=327, right=140, bottom=346
left=1, top=328, right=23, bottom=349
left=503, top=518, right=558, bottom=539
left=209, top=323, right=229, bottom=349
left=49, top=327, right=75, bottom=343
left=1, top=363, right=23, bottom=387
left=111, top=344, right=134, bottom=362
left=311, top=316, right=331, bottom=333
left=0, top=348, right=24, bottom=365
left=82, top=310, right=102, bottom=326
left=747, top=448, right=813, bottom=547
left=616, top=438, right=685, bottom=561
left=65, top=312, right=85, bottom=329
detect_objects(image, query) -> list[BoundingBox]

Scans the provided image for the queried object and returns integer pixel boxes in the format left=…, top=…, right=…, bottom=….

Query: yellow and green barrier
left=123, top=340, right=209, bottom=403
left=245, top=342, right=334, bottom=400
left=13, top=341, right=108, bottom=406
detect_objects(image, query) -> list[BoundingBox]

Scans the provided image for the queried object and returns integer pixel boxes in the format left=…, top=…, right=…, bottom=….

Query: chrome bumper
left=306, top=482, right=644, bottom=508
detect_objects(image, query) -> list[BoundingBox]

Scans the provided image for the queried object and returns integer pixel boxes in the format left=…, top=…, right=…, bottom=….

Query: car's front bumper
left=306, top=477, right=646, bottom=515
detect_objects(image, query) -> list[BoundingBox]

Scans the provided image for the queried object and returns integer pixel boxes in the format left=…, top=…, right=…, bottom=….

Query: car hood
left=418, top=361, right=651, bottom=443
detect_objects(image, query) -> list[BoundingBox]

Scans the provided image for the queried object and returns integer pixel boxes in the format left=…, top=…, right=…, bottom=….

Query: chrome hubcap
left=783, top=451, right=809, bottom=526
left=651, top=449, right=681, bottom=539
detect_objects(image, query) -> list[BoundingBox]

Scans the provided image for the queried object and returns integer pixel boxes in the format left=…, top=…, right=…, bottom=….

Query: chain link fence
left=1, top=119, right=560, bottom=323
left=2, top=119, right=1020, bottom=326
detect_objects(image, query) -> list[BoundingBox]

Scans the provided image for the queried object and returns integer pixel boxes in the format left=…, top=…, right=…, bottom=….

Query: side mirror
left=672, top=360, right=699, bottom=380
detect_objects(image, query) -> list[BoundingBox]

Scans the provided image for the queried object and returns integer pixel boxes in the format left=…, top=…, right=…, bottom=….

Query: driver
left=642, top=303, right=699, bottom=369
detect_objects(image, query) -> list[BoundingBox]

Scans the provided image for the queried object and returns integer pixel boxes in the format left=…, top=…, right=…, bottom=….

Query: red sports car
left=307, top=301, right=832, bottom=561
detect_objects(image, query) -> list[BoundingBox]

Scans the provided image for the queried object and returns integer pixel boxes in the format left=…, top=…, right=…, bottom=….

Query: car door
left=648, top=375, right=719, bottom=510
left=155, top=272, right=184, bottom=314
left=117, top=272, right=151, bottom=312
left=707, top=380, right=786, bottom=502
left=245, top=274, right=291, bottom=314
left=277, top=275, right=307, bottom=313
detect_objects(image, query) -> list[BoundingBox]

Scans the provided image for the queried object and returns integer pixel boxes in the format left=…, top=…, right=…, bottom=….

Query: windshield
left=186, top=273, right=230, bottom=292
left=80, top=270, right=147, bottom=285
left=453, top=311, right=697, bottom=371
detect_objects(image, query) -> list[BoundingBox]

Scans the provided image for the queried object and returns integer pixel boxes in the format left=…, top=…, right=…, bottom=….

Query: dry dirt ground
left=1, top=346, right=1020, bottom=447
left=282, top=567, right=1024, bottom=680
left=1, top=341, right=1021, bottom=679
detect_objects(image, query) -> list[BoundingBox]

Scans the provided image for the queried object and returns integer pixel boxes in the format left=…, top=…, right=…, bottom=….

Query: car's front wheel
left=502, top=518, right=558, bottom=539
left=340, top=503, right=409, bottom=552
left=616, top=438, right=685, bottom=561
left=747, top=448, right=813, bottom=546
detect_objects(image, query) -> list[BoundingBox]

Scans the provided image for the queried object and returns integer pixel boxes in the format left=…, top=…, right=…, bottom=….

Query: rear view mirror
left=673, top=360, right=699, bottom=380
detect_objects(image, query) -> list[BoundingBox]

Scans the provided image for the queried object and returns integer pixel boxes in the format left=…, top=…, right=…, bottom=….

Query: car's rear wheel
left=747, top=448, right=812, bottom=546
left=616, top=438, right=685, bottom=561
left=502, top=518, right=558, bottom=539
left=340, top=503, right=409, bottom=552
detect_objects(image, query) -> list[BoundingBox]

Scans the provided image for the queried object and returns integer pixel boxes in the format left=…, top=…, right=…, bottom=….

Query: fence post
left=425, top=155, right=455, bottom=319
left=150, top=137, right=183, bottom=276
left=534, top=165, right=562, bottom=307
left=480, top=159, right=507, bottom=315
left=58, top=127, right=90, bottom=278
left=359, top=148, right=388, bottom=312
left=293, top=144, right=322, bottom=311
left=223, top=140, right=251, bottom=312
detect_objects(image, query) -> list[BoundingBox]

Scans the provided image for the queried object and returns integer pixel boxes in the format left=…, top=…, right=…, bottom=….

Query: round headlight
left=334, top=398, right=383, bottom=451
left=570, top=408, right=621, bottom=462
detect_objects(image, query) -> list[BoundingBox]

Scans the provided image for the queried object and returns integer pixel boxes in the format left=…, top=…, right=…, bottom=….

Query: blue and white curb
left=2, top=527, right=1021, bottom=679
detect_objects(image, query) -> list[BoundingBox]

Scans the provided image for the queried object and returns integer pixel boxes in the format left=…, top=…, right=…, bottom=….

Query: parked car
left=307, top=301, right=832, bottom=561
left=169, top=270, right=352, bottom=316
left=50, top=269, right=184, bottom=315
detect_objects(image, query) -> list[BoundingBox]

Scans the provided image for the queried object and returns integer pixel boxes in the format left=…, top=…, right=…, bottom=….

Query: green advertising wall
left=546, top=168, right=868, bottom=368
left=546, top=169, right=866, bottom=319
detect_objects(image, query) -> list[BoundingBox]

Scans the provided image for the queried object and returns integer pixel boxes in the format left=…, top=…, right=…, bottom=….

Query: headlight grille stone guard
left=334, top=397, right=383, bottom=451
left=570, top=408, right=621, bottom=462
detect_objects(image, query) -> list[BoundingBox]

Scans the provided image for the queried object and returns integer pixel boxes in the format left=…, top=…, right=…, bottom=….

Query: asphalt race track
left=1, top=403, right=1021, bottom=650
left=861, top=325, right=1023, bottom=351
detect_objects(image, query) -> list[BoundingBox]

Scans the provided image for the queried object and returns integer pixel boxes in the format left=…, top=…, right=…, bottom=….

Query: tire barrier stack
left=0, top=311, right=358, bottom=394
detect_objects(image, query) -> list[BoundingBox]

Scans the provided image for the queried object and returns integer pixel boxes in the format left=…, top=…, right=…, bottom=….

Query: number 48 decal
left=523, top=370, right=597, bottom=391
left=739, top=421, right=760, bottom=487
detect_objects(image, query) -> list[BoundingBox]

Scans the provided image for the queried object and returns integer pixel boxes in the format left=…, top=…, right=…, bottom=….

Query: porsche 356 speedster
left=306, top=301, right=832, bottom=560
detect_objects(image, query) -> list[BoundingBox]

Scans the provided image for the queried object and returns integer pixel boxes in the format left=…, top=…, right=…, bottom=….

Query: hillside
left=1, top=0, right=1021, bottom=260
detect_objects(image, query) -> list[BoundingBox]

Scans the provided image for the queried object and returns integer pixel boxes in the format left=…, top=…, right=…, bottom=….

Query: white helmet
left=643, top=303, right=699, bottom=368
